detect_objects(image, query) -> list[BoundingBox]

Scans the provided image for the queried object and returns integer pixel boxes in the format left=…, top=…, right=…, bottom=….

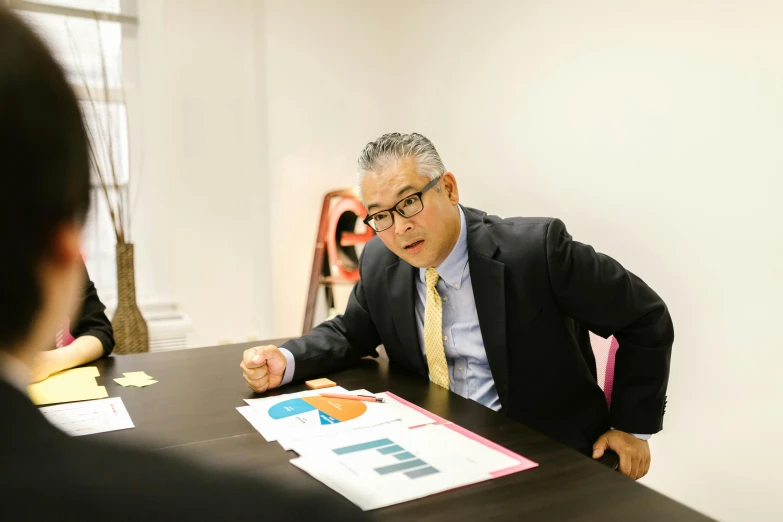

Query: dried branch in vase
left=66, top=13, right=129, bottom=244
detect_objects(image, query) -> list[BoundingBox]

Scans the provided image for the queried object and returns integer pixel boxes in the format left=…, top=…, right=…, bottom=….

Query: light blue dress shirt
left=278, top=206, right=500, bottom=412
left=281, top=207, right=499, bottom=410
left=414, top=206, right=501, bottom=411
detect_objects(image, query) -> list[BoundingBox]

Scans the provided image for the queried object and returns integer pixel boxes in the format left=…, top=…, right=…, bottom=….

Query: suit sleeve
left=545, top=218, right=674, bottom=434
left=71, top=262, right=115, bottom=356
left=280, top=250, right=382, bottom=382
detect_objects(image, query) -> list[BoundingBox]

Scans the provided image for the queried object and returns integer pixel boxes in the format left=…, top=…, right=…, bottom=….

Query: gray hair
left=356, top=133, right=446, bottom=201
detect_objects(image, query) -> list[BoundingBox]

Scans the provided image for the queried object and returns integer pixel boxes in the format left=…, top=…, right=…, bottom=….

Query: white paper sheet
left=243, top=387, right=349, bottom=413
left=409, top=424, right=523, bottom=475
left=288, top=424, right=494, bottom=510
left=39, top=397, right=134, bottom=436
left=244, top=387, right=350, bottom=442
left=236, top=406, right=277, bottom=441
left=277, top=417, right=404, bottom=451
left=273, top=389, right=441, bottom=450
left=242, top=387, right=400, bottom=444
left=352, top=390, right=441, bottom=429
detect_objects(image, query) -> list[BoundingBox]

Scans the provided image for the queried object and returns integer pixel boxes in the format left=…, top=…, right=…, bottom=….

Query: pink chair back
left=54, top=253, right=87, bottom=349
left=588, top=332, right=619, bottom=405
left=55, top=316, right=75, bottom=348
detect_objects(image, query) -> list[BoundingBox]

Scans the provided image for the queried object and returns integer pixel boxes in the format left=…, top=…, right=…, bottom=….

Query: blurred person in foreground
left=0, top=9, right=364, bottom=520
left=241, top=132, right=674, bottom=480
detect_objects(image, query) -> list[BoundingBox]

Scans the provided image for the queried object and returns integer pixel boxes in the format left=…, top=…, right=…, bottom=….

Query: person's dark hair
left=0, top=8, right=91, bottom=348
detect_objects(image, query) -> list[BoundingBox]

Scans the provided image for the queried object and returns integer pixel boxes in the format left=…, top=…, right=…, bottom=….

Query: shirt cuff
left=611, top=427, right=652, bottom=441
left=279, top=347, right=295, bottom=386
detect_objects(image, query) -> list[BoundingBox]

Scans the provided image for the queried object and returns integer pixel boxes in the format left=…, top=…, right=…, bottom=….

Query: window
left=11, top=0, right=138, bottom=300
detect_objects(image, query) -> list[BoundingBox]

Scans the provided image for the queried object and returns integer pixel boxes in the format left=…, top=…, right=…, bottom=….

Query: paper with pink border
left=385, top=391, right=449, bottom=426
left=384, top=391, right=538, bottom=477
left=442, top=423, right=538, bottom=477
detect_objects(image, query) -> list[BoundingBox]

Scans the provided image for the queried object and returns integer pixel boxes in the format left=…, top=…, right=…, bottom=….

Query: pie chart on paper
left=268, top=396, right=367, bottom=425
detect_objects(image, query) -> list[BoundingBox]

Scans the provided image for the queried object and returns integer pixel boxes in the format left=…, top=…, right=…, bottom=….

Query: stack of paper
left=236, top=388, right=538, bottom=510
left=28, top=366, right=108, bottom=406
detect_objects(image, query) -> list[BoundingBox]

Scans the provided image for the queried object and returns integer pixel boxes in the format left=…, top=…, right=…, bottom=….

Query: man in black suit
left=0, top=9, right=364, bottom=520
left=242, top=133, right=674, bottom=480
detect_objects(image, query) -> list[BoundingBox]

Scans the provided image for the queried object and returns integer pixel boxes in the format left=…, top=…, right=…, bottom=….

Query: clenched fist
left=240, top=345, right=287, bottom=393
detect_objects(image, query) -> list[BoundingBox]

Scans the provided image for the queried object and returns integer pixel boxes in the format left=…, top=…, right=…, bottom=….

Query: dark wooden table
left=91, top=341, right=711, bottom=521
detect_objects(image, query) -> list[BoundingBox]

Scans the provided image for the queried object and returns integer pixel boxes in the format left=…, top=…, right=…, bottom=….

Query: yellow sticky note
left=131, top=380, right=158, bottom=388
left=63, top=366, right=100, bottom=378
left=115, top=374, right=158, bottom=388
left=123, top=371, right=153, bottom=380
left=28, top=366, right=108, bottom=406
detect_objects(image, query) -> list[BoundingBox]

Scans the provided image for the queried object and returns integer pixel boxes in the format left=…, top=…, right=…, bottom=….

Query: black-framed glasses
left=363, top=176, right=441, bottom=232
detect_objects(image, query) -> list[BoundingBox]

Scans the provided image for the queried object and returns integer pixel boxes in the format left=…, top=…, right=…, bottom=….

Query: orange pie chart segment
left=302, top=396, right=367, bottom=422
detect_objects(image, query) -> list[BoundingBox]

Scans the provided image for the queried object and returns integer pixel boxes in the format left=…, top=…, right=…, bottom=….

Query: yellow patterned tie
left=424, top=268, right=450, bottom=389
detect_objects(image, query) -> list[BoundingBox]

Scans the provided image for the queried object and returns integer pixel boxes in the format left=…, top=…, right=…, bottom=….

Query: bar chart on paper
left=333, top=438, right=439, bottom=479
left=289, top=424, right=510, bottom=510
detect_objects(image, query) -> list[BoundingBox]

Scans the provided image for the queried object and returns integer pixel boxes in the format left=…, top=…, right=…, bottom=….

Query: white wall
left=263, top=0, right=402, bottom=337
left=130, top=0, right=406, bottom=344
left=261, top=1, right=783, bottom=520
left=134, top=0, right=272, bottom=347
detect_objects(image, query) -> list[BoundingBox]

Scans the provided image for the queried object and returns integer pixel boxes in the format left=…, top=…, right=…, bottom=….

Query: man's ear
left=441, top=172, right=460, bottom=205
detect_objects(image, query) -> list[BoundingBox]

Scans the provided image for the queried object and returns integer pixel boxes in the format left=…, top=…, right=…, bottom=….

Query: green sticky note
left=113, top=377, right=135, bottom=387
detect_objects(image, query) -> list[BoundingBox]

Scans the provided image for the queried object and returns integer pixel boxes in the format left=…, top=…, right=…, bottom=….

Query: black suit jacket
left=283, top=207, right=674, bottom=454
left=71, top=261, right=115, bottom=356
left=0, top=380, right=365, bottom=521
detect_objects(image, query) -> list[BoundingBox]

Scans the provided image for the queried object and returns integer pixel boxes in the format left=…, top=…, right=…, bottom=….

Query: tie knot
left=425, top=267, right=439, bottom=289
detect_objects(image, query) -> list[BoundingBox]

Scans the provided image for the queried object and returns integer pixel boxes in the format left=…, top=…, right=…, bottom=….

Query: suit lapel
left=464, top=208, right=510, bottom=406
left=386, top=261, right=428, bottom=376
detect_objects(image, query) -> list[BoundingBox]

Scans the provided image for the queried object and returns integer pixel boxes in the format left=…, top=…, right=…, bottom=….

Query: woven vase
left=112, top=242, right=149, bottom=354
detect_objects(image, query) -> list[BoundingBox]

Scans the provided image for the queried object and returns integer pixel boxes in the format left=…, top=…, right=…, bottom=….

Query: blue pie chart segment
left=319, top=412, right=340, bottom=425
left=268, top=398, right=316, bottom=419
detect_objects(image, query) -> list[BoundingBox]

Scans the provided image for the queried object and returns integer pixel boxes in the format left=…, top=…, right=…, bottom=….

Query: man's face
left=361, top=157, right=460, bottom=268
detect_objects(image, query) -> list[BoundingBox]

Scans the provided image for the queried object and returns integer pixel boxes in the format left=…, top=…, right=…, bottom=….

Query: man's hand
left=240, top=345, right=287, bottom=393
left=592, top=430, right=651, bottom=480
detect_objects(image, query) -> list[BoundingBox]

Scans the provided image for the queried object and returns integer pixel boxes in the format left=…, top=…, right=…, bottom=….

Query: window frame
left=10, top=0, right=140, bottom=301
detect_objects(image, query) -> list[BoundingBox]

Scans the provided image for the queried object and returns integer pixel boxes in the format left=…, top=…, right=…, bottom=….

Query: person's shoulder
left=463, top=206, right=559, bottom=239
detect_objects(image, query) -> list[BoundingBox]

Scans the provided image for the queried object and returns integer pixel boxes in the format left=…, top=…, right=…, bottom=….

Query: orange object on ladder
left=302, top=189, right=375, bottom=334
